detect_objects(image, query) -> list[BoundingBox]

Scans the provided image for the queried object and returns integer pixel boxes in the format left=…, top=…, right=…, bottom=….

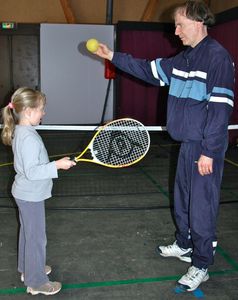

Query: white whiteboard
left=40, top=24, right=114, bottom=124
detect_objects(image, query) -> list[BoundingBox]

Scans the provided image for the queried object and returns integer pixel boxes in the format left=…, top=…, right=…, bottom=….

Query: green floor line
left=62, top=274, right=180, bottom=290
left=62, top=269, right=238, bottom=290
left=217, top=245, right=238, bottom=270
left=139, top=168, right=169, bottom=198
left=1, top=269, right=238, bottom=295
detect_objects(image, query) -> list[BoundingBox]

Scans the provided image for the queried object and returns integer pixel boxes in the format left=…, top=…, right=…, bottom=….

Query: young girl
left=1, top=87, right=76, bottom=296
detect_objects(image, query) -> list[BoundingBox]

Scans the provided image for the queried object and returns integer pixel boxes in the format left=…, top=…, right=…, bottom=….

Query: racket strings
left=108, top=131, right=136, bottom=157
left=92, top=119, right=150, bottom=166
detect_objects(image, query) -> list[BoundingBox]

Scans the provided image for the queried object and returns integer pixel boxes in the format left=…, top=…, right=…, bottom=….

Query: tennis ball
left=86, top=38, right=99, bottom=53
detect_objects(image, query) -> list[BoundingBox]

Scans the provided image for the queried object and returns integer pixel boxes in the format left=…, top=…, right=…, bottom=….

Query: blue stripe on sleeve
left=212, top=87, right=234, bottom=98
left=155, top=59, right=169, bottom=85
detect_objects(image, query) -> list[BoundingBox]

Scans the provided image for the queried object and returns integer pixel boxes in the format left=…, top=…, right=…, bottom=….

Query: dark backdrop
left=115, top=7, right=238, bottom=144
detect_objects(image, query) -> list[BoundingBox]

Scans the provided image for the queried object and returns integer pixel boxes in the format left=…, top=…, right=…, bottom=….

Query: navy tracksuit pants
left=174, top=141, right=225, bottom=269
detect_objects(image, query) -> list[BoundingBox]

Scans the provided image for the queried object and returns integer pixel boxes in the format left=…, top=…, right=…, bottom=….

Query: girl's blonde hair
left=1, top=87, right=46, bottom=146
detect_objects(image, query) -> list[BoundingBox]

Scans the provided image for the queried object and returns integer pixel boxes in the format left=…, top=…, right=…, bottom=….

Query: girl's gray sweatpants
left=15, top=198, right=49, bottom=288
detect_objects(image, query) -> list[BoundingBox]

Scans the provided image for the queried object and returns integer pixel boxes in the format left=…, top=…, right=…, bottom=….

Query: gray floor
left=0, top=131, right=238, bottom=299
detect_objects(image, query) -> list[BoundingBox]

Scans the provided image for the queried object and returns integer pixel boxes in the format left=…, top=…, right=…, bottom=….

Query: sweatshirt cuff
left=201, top=150, right=215, bottom=159
left=111, top=52, right=119, bottom=63
left=51, top=161, right=58, bottom=178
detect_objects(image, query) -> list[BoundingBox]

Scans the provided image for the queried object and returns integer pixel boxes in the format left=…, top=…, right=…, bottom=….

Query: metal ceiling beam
left=60, top=0, right=76, bottom=24
left=141, top=0, right=159, bottom=22
left=106, top=0, right=113, bottom=24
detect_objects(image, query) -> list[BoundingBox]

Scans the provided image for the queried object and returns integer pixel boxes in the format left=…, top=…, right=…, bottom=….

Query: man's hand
left=197, top=155, right=213, bottom=176
left=94, top=43, right=114, bottom=61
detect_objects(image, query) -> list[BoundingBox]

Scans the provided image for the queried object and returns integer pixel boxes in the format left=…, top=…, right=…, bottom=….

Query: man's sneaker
left=178, top=266, right=209, bottom=291
left=21, top=265, right=52, bottom=282
left=155, top=241, right=192, bottom=263
left=27, top=281, right=62, bottom=296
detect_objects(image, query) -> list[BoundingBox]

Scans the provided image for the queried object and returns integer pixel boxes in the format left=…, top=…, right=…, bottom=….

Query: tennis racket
left=72, top=118, right=150, bottom=168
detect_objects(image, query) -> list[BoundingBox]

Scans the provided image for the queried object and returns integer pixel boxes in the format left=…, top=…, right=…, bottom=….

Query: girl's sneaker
left=27, top=281, right=62, bottom=295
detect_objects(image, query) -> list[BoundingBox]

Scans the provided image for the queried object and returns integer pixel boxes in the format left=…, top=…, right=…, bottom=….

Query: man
left=93, top=0, right=235, bottom=291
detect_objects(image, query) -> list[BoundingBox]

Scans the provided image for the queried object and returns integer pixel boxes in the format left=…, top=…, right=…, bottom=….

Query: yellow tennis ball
left=86, top=38, right=99, bottom=53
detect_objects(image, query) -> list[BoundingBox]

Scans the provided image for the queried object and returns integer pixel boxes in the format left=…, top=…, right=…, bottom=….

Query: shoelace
left=185, top=267, right=206, bottom=283
left=168, top=243, right=186, bottom=252
left=166, top=244, right=180, bottom=252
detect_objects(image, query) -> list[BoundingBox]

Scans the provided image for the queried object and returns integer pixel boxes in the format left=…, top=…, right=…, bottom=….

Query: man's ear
left=197, top=20, right=206, bottom=30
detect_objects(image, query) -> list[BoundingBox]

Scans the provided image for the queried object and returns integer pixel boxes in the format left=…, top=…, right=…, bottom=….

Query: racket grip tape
left=70, top=156, right=77, bottom=162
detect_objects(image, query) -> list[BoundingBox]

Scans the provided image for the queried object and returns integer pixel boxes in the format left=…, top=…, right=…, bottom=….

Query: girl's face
left=20, top=101, right=45, bottom=126
left=29, top=103, right=45, bottom=126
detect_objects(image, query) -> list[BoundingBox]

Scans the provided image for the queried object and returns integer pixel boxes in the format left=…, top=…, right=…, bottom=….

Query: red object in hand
left=104, top=59, right=116, bottom=79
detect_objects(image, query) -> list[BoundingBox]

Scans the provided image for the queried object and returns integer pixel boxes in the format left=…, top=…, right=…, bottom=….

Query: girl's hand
left=55, top=157, right=76, bottom=170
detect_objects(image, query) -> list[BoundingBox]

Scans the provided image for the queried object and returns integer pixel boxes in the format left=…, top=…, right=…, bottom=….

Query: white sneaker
left=21, top=265, right=52, bottom=282
left=156, top=241, right=192, bottom=263
left=178, top=266, right=209, bottom=291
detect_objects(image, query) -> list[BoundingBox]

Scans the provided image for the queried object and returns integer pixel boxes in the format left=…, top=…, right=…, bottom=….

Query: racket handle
left=70, top=156, right=77, bottom=162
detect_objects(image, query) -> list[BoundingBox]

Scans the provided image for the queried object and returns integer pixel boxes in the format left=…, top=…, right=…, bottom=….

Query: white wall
left=40, top=24, right=114, bottom=124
